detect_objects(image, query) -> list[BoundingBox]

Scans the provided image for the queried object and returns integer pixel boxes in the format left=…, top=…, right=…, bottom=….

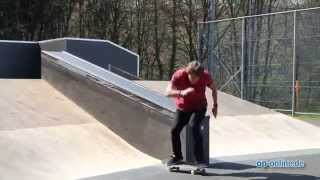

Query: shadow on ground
left=79, top=161, right=319, bottom=180
left=206, top=172, right=320, bottom=180
left=209, top=161, right=255, bottom=170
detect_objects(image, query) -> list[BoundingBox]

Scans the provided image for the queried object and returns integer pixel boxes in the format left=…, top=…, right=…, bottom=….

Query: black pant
left=171, top=107, right=206, bottom=163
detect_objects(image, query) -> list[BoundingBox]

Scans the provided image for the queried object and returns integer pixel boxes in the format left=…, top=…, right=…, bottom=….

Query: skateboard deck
left=166, top=163, right=207, bottom=175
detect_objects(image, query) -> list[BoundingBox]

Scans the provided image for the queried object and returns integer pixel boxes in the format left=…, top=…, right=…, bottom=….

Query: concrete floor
left=81, top=149, right=320, bottom=180
left=303, top=119, right=320, bottom=127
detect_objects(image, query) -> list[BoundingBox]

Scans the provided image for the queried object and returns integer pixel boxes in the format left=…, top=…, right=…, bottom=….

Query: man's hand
left=208, top=81, right=218, bottom=118
left=180, top=87, right=195, bottom=96
left=212, top=104, right=218, bottom=118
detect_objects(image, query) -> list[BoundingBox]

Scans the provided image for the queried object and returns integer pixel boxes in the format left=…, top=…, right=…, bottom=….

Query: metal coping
left=39, top=37, right=139, bottom=57
left=0, top=40, right=38, bottom=44
left=42, top=50, right=176, bottom=112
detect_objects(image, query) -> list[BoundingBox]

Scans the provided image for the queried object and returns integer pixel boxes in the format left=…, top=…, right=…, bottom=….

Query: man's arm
left=165, top=83, right=194, bottom=97
left=208, top=82, right=218, bottom=105
left=165, top=82, right=181, bottom=97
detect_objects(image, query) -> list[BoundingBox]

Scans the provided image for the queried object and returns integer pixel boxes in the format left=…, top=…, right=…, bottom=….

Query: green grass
left=293, top=114, right=320, bottom=121
left=281, top=111, right=320, bottom=121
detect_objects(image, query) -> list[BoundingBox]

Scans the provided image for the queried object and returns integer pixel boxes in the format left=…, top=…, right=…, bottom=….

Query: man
left=165, top=61, right=218, bottom=166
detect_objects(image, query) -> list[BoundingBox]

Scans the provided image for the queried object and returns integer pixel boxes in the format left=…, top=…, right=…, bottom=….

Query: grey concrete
left=0, top=41, right=40, bottom=78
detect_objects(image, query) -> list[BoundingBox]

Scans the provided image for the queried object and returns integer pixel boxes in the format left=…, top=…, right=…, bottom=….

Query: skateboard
left=167, top=163, right=207, bottom=175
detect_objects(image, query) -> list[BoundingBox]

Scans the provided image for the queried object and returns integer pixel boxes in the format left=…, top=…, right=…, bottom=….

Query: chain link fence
left=198, top=7, right=320, bottom=116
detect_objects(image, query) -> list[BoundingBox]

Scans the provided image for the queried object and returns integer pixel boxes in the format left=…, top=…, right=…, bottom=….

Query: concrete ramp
left=135, top=81, right=320, bottom=159
left=0, top=80, right=159, bottom=180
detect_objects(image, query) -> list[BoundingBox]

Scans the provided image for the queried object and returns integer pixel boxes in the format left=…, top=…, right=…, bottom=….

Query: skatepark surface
left=1, top=78, right=320, bottom=180
left=0, top=79, right=159, bottom=180
left=136, top=81, right=320, bottom=160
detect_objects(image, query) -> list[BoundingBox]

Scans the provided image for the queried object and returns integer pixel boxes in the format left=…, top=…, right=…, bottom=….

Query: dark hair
left=185, top=61, right=204, bottom=76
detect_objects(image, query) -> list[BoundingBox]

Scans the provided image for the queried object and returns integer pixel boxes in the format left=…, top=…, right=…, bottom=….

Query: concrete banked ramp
left=136, top=81, right=320, bottom=159
left=0, top=80, right=159, bottom=180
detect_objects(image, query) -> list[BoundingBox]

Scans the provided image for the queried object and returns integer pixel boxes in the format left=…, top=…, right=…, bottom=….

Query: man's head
left=185, top=61, right=204, bottom=84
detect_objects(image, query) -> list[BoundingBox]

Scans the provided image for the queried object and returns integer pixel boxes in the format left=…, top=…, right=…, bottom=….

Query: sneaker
left=166, top=155, right=183, bottom=166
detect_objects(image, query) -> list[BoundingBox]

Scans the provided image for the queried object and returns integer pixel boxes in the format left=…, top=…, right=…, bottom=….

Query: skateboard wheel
left=198, top=168, right=205, bottom=175
left=191, top=170, right=196, bottom=175
left=169, top=167, right=179, bottom=172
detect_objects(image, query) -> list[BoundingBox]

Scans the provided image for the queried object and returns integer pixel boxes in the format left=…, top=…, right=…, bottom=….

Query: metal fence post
left=207, top=0, right=216, bottom=76
left=207, top=25, right=214, bottom=76
left=241, top=18, right=245, bottom=99
left=292, top=11, right=297, bottom=116
left=197, top=22, right=200, bottom=62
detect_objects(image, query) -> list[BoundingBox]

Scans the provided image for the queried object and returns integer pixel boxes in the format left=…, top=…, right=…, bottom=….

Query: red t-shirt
left=171, top=68, right=213, bottom=112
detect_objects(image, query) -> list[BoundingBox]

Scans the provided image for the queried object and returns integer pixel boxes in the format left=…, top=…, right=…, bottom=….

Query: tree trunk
left=153, top=0, right=163, bottom=80
left=169, top=0, right=177, bottom=78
